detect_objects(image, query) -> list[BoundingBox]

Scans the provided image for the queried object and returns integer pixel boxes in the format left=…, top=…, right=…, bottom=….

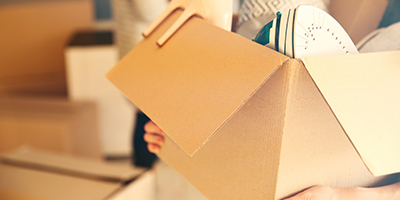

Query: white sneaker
left=253, top=5, right=358, bottom=58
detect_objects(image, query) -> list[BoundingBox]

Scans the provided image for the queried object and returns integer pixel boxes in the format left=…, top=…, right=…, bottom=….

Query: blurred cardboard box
left=329, top=0, right=388, bottom=44
left=107, top=10, right=400, bottom=200
left=0, top=96, right=102, bottom=159
left=0, top=0, right=93, bottom=96
left=0, top=147, right=146, bottom=200
left=65, top=31, right=137, bottom=157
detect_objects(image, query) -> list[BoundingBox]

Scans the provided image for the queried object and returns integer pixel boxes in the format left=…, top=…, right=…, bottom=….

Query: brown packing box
left=0, top=96, right=102, bottom=159
left=329, top=0, right=388, bottom=44
left=107, top=11, right=400, bottom=200
left=0, top=0, right=93, bottom=96
left=0, top=147, right=146, bottom=200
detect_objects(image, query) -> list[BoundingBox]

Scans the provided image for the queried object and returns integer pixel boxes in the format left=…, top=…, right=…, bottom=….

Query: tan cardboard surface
left=0, top=163, right=120, bottom=200
left=107, top=7, right=400, bottom=200
left=0, top=0, right=93, bottom=96
left=107, top=10, right=288, bottom=156
left=302, top=51, right=400, bottom=176
left=275, top=59, right=396, bottom=199
left=0, top=97, right=102, bottom=158
left=157, top=58, right=399, bottom=200
left=158, top=62, right=289, bottom=199
left=0, top=189, right=46, bottom=200
left=1, top=147, right=145, bottom=182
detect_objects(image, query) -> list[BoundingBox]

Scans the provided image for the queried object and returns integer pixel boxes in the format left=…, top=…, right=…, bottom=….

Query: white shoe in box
left=253, top=5, right=358, bottom=58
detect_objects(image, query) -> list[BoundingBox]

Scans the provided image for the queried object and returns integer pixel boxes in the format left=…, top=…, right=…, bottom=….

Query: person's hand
left=283, top=185, right=340, bottom=200
left=143, top=120, right=165, bottom=153
left=283, top=182, right=400, bottom=200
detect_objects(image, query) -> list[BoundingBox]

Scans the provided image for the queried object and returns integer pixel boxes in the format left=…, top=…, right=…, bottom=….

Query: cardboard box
left=107, top=10, right=400, bottom=200
left=0, top=147, right=146, bottom=200
left=65, top=31, right=137, bottom=157
left=0, top=0, right=93, bottom=96
left=0, top=96, right=102, bottom=159
left=329, top=0, right=388, bottom=44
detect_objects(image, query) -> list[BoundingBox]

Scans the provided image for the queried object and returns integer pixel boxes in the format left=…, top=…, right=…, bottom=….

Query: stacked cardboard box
left=0, top=0, right=93, bottom=96
left=65, top=31, right=137, bottom=157
left=0, top=96, right=102, bottom=159
left=0, top=147, right=146, bottom=200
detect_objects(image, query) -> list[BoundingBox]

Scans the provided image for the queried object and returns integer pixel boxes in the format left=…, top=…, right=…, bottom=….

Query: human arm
left=283, top=182, right=400, bottom=200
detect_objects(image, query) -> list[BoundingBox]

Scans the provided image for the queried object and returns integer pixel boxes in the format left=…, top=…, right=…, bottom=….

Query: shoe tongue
left=252, top=20, right=273, bottom=45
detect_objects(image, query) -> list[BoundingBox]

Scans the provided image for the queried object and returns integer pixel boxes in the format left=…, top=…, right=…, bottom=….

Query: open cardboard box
left=0, top=147, right=146, bottom=200
left=107, top=10, right=400, bottom=200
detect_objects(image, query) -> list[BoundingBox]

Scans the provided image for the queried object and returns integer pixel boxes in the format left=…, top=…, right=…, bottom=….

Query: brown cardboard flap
left=107, top=10, right=288, bottom=156
left=1, top=147, right=146, bottom=182
left=302, top=51, right=400, bottom=176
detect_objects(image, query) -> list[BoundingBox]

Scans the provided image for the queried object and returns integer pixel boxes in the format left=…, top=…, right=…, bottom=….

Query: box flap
left=107, top=10, right=288, bottom=156
left=1, top=147, right=146, bottom=182
left=301, top=51, right=400, bottom=176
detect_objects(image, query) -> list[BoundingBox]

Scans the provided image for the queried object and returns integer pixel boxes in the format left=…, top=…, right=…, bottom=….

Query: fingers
left=144, top=120, right=165, bottom=136
left=147, top=143, right=161, bottom=153
left=282, top=194, right=304, bottom=200
left=144, top=120, right=165, bottom=154
left=144, top=132, right=164, bottom=146
left=282, top=193, right=302, bottom=200
left=282, top=185, right=337, bottom=200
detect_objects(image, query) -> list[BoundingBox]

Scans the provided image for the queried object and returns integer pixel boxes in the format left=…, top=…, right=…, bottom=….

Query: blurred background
left=0, top=0, right=242, bottom=160
left=0, top=0, right=124, bottom=158
left=0, top=0, right=240, bottom=199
